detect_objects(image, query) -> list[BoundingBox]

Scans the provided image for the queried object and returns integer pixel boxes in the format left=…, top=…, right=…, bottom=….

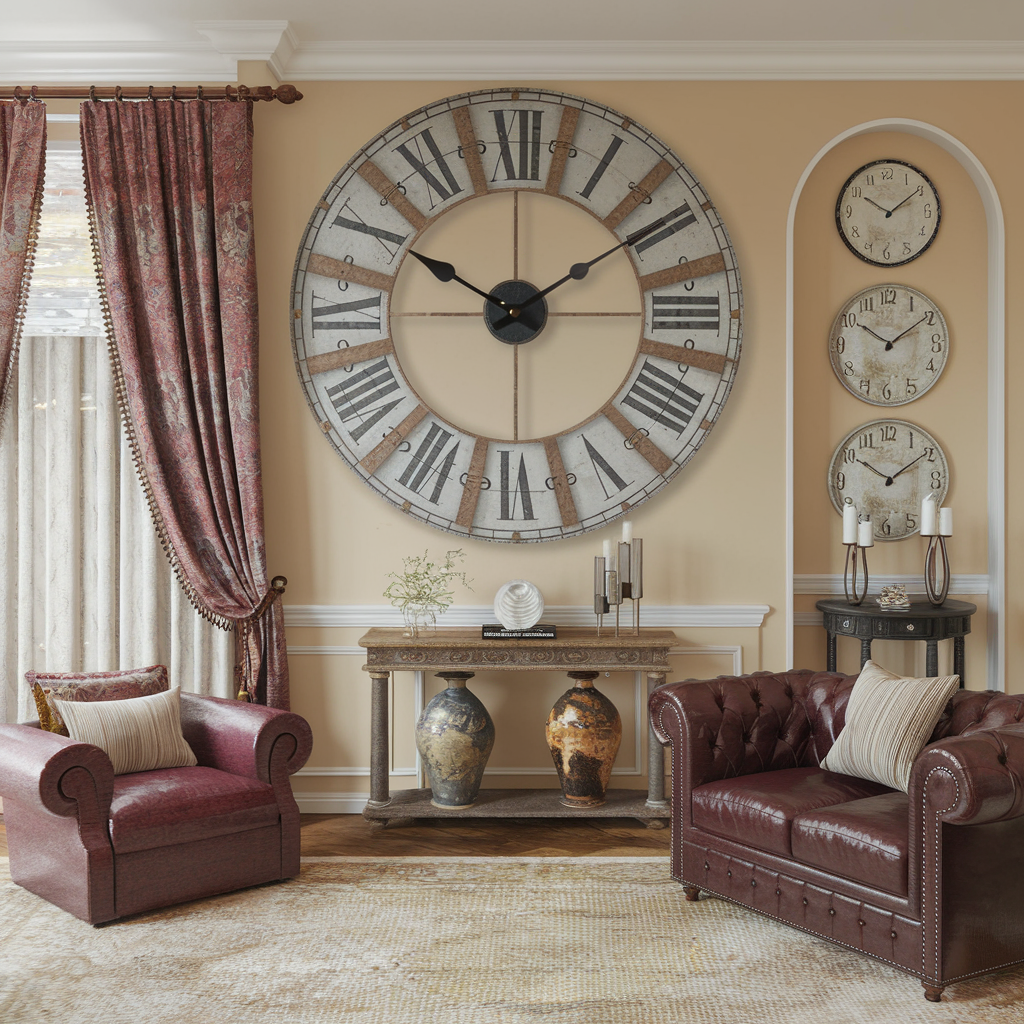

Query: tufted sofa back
left=676, top=670, right=1024, bottom=782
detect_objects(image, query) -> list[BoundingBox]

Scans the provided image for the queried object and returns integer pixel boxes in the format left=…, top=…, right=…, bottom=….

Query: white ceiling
left=4, top=1, right=1024, bottom=82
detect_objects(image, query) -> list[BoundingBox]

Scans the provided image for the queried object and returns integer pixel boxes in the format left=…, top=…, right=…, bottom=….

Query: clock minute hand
left=409, top=250, right=511, bottom=313
left=858, top=324, right=890, bottom=344
left=889, top=452, right=927, bottom=480
left=862, top=196, right=891, bottom=215
left=489, top=217, right=668, bottom=331
left=885, top=315, right=928, bottom=350
left=856, top=458, right=892, bottom=484
left=887, top=189, right=919, bottom=216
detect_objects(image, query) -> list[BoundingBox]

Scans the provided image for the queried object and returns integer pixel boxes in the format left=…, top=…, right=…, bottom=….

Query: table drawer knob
left=905, top=624, right=915, bottom=632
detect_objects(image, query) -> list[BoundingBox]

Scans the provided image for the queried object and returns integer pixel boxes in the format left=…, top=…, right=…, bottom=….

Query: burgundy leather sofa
left=649, top=669, right=1024, bottom=1001
left=0, top=692, right=312, bottom=924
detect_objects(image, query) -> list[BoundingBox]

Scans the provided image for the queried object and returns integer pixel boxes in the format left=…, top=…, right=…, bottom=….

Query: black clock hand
left=887, top=190, right=918, bottom=216
left=409, top=251, right=511, bottom=313
left=489, top=217, right=666, bottom=331
left=858, top=324, right=890, bottom=343
left=856, top=459, right=891, bottom=483
left=889, top=452, right=927, bottom=480
left=884, top=315, right=928, bottom=350
left=862, top=196, right=891, bottom=214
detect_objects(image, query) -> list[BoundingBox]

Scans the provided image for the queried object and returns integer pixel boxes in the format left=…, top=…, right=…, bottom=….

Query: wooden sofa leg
left=922, top=982, right=945, bottom=1002
left=683, top=885, right=701, bottom=901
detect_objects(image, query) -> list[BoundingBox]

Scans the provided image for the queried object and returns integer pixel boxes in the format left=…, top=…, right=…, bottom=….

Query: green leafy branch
left=382, top=549, right=473, bottom=617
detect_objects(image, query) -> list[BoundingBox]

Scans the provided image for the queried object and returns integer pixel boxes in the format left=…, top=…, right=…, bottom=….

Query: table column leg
left=954, top=637, right=966, bottom=688
left=826, top=631, right=837, bottom=672
left=926, top=641, right=939, bottom=679
left=860, top=638, right=872, bottom=668
left=646, top=671, right=669, bottom=810
left=367, top=671, right=391, bottom=808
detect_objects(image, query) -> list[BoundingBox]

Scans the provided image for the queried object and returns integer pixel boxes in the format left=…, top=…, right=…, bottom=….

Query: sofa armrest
left=0, top=723, right=114, bottom=825
left=649, top=671, right=821, bottom=789
left=179, top=693, right=312, bottom=791
left=911, top=723, right=1024, bottom=825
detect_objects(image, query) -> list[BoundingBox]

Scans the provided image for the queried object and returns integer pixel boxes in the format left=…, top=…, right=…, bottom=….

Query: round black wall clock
left=291, top=88, right=743, bottom=542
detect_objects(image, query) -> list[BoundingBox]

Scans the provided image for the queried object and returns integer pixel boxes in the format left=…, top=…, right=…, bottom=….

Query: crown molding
left=3, top=35, right=1024, bottom=85
left=282, top=39, right=1024, bottom=82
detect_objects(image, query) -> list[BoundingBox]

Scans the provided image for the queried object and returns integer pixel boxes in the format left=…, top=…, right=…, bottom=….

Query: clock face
left=828, top=284, right=949, bottom=406
left=827, top=419, right=949, bottom=540
left=291, top=89, right=743, bottom=543
left=835, top=159, right=940, bottom=267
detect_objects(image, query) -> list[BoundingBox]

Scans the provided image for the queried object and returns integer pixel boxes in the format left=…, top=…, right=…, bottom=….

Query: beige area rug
left=2, top=856, right=1023, bottom=1024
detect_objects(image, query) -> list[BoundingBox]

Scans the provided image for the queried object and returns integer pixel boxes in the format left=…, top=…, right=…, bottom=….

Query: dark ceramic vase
left=415, top=671, right=495, bottom=809
left=545, top=671, right=622, bottom=808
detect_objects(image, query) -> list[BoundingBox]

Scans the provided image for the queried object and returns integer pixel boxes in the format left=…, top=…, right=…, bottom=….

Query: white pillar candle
left=603, top=539, right=612, bottom=564
left=939, top=507, right=954, bottom=537
left=921, top=494, right=938, bottom=536
left=622, top=520, right=633, bottom=544
left=857, top=518, right=874, bottom=548
left=842, top=501, right=858, bottom=545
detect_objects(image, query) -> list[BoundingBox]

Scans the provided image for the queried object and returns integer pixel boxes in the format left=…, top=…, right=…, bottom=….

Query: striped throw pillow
left=821, top=660, right=959, bottom=792
left=51, top=686, right=197, bottom=775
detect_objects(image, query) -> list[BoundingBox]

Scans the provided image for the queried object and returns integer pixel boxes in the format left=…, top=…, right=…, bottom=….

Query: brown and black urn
left=545, top=671, right=622, bottom=807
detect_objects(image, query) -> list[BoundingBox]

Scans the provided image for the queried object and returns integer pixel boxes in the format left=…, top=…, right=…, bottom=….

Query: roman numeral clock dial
left=291, top=90, right=743, bottom=542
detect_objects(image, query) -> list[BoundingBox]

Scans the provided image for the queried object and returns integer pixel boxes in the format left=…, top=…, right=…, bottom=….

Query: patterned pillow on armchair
left=27, top=665, right=169, bottom=735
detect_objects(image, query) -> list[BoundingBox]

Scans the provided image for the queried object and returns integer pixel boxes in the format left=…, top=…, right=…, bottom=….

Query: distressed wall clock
left=291, top=89, right=743, bottom=542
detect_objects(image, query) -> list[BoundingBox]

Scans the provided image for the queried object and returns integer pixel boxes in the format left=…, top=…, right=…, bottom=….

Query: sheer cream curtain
left=0, top=142, right=232, bottom=724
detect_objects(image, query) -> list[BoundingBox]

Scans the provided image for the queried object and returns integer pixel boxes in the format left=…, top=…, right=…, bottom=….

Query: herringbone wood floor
left=0, top=813, right=670, bottom=858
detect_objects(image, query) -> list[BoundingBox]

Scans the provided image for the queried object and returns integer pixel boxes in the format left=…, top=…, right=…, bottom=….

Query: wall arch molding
left=785, top=118, right=1005, bottom=688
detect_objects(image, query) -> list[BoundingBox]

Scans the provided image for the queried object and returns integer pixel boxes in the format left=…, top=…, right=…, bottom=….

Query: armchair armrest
left=911, top=723, right=1024, bottom=825
left=0, top=723, right=114, bottom=825
left=179, top=693, right=312, bottom=790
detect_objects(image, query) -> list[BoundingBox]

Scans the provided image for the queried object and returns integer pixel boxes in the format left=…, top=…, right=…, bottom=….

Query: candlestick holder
left=924, top=535, right=950, bottom=606
left=593, top=557, right=610, bottom=635
left=843, top=542, right=869, bottom=606
left=593, top=537, right=644, bottom=635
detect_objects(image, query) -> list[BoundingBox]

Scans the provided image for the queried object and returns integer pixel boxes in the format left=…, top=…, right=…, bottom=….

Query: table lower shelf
left=363, top=788, right=671, bottom=825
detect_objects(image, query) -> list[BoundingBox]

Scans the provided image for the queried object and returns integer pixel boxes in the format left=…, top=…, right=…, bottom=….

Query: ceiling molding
left=3, top=35, right=1024, bottom=85
left=282, top=39, right=1024, bottom=81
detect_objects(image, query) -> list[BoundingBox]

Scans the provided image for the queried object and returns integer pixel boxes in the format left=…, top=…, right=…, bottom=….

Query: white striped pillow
left=821, top=660, right=959, bottom=792
left=51, top=686, right=197, bottom=775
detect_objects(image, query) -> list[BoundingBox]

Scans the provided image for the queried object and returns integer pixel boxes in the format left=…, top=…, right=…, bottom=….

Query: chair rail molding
left=793, top=574, right=989, bottom=596
left=785, top=118, right=1005, bottom=690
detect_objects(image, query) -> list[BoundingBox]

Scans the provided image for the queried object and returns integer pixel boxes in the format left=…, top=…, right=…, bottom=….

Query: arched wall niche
left=785, top=119, right=1004, bottom=689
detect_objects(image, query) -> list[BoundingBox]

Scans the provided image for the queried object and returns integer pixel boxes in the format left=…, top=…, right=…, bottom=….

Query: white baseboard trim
left=294, top=792, right=368, bottom=815
left=283, top=603, right=769, bottom=629
left=793, top=574, right=988, bottom=596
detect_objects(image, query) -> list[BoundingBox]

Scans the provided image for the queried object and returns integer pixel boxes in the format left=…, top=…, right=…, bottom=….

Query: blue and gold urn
left=415, top=671, right=495, bottom=808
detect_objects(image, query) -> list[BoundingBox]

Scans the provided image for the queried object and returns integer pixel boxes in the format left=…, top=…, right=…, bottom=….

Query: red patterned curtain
left=80, top=99, right=288, bottom=709
left=0, top=102, right=46, bottom=427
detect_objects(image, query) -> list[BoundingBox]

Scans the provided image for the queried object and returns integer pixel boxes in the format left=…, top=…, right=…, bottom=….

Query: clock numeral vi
left=498, top=451, right=537, bottom=521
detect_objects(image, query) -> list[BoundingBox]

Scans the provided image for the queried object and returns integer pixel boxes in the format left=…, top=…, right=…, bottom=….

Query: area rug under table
left=1, top=856, right=1022, bottom=1023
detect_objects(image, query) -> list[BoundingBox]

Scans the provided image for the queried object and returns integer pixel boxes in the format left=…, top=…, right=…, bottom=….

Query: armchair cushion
left=108, top=766, right=279, bottom=854
left=691, top=766, right=892, bottom=858
left=820, top=660, right=959, bottom=791
left=791, top=791, right=910, bottom=895
left=52, top=686, right=197, bottom=775
left=28, top=664, right=169, bottom=734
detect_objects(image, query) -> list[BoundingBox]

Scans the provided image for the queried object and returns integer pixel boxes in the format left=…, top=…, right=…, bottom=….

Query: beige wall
left=246, top=80, right=1021, bottom=802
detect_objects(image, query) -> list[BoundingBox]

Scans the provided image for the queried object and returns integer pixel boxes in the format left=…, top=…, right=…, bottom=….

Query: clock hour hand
left=889, top=452, right=927, bottom=480
left=884, top=315, right=928, bottom=350
left=409, top=250, right=511, bottom=313
left=858, top=324, right=890, bottom=344
left=489, top=217, right=667, bottom=331
left=856, top=458, right=893, bottom=484
left=862, top=196, right=891, bottom=215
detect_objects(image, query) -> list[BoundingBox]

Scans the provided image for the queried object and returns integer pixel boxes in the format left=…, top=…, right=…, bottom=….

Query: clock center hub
left=483, top=279, right=548, bottom=345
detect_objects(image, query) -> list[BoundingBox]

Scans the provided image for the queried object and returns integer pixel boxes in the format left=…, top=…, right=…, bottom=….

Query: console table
left=815, top=598, right=976, bottom=687
left=358, top=627, right=678, bottom=826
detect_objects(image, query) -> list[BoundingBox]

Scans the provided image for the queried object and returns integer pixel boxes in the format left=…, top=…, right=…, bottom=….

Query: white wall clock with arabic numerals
left=827, top=418, right=949, bottom=541
left=835, top=159, right=940, bottom=267
left=290, top=88, right=743, bottom=543
left=828, top=283, right=949, bottom=406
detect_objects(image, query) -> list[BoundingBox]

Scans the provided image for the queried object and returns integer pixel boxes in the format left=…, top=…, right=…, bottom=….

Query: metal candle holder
left=843, top=542, right=869, bottom=606
left=594, top=538, right=644, bottom=635
left=924, top=535, right=950, bottom=606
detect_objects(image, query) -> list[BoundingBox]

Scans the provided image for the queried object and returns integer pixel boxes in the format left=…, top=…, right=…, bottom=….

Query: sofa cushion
left=791, top=791, right=909, bottom=896
left=691, top=766, right=894, bottom=858
left=108, top=766, right=279, bottom=854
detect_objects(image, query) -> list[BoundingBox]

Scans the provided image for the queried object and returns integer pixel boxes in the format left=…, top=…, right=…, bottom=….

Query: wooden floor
left=0, top=814, right=671, bottom=858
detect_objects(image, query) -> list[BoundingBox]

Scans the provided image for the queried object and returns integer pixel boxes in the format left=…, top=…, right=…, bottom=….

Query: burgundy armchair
left=0, top=692, right=312, bottom=924
left=649, top=670, right=1024, bottom=1001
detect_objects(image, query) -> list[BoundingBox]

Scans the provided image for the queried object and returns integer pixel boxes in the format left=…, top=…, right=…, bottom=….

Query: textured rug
left=2, top=856, right=1023, bottom=1023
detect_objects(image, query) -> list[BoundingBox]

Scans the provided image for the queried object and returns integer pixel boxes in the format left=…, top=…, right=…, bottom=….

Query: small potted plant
left=383, top=549, right=472, bottom=637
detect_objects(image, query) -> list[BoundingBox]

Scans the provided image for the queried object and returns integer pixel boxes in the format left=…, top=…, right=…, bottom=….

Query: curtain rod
left=2, top=84, right=303, bottom=104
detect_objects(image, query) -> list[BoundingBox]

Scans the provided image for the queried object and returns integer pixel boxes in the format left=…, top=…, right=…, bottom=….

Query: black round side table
left=815, top=598, right=976, bottom=688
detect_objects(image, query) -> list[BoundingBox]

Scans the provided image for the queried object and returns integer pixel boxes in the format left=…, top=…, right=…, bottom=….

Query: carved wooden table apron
left=815, top=598, right=976, bottom=687
left=358, top=627, right=678, bottom=826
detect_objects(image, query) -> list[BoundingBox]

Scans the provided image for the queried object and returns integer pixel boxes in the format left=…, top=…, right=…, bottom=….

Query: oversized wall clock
left=835, top=159, right=940, bottom=266
left=827, top=419, right=949, bottom=540
left=290, top=88, right=743, bottom=543
left=828, top=283, right=948, bottom=405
